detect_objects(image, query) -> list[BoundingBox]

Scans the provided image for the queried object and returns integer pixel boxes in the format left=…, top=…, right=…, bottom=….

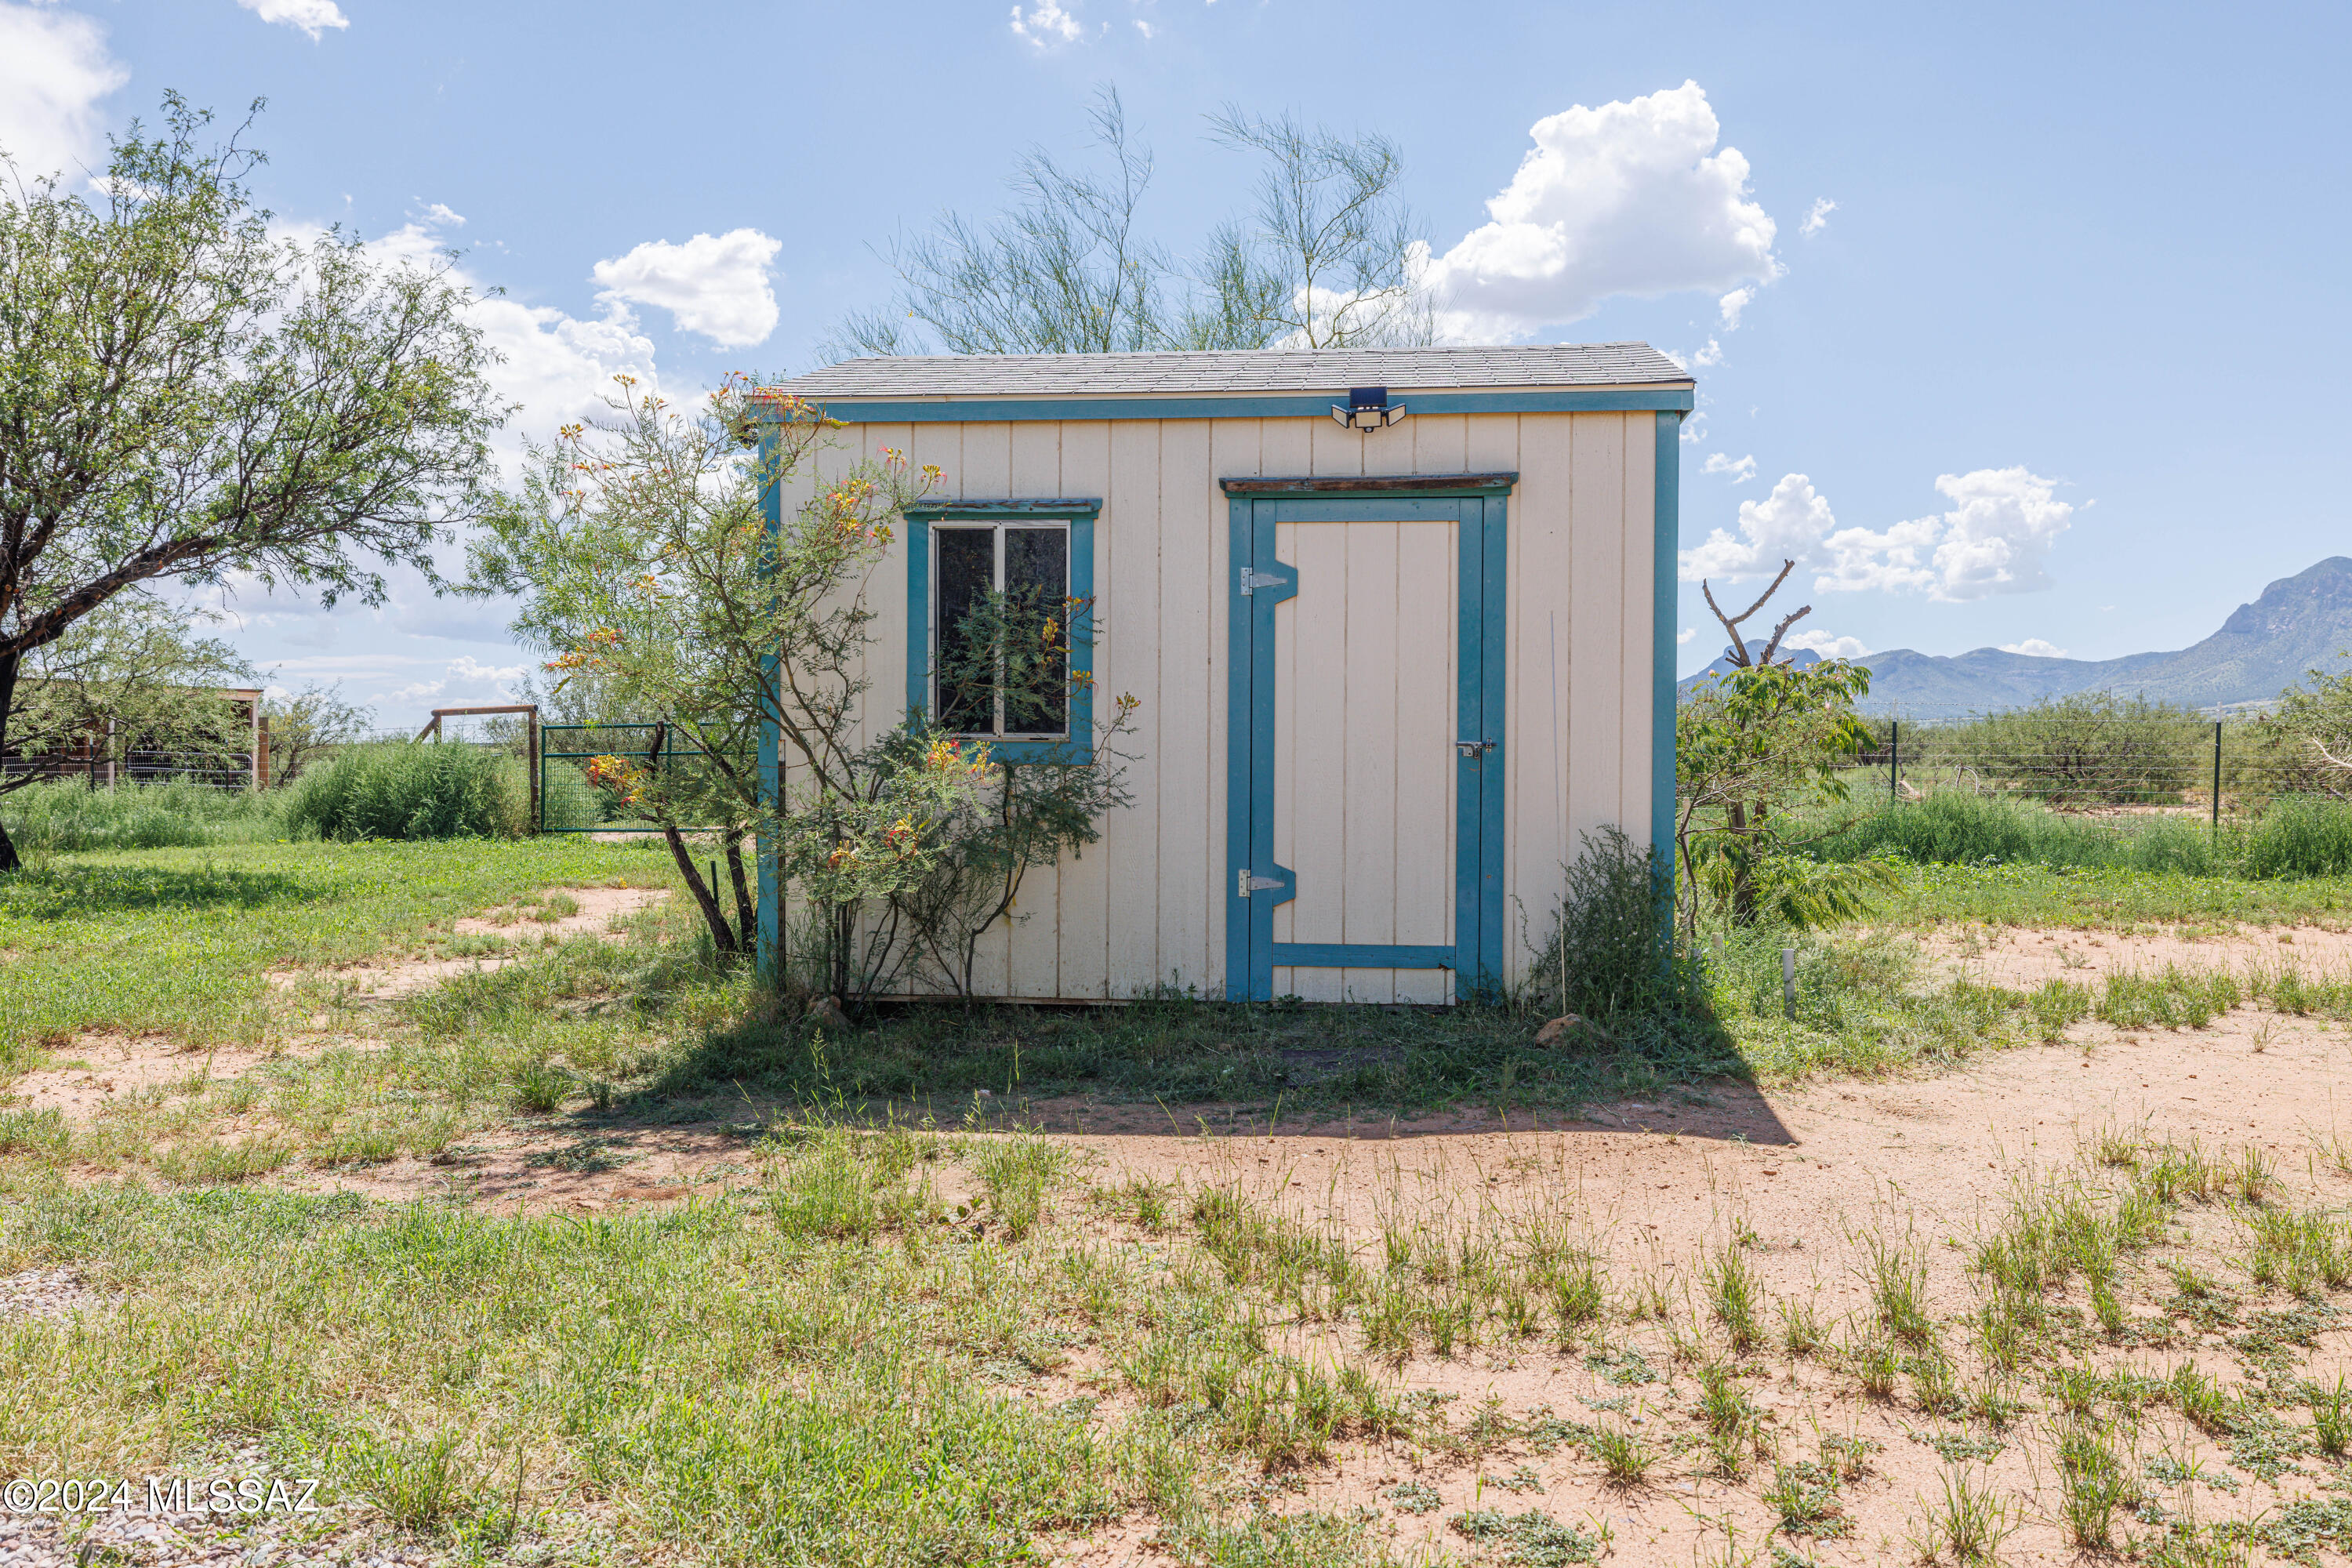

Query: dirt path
left=1915, top=920, right=2352, bottom=987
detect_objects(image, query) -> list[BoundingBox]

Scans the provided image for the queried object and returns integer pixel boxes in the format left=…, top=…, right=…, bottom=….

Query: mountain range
left=1679, top=557, right=2352, bottom=717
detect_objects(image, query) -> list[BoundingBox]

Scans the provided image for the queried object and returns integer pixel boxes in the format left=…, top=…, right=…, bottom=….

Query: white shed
left=753, top=344, right=1692, bottom=1004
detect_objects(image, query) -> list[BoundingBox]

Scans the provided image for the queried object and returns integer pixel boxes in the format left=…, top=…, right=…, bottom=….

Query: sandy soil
left=274, top=884, right=670, bottom=1001
left=7, top=887, right=671, bottom=1121
left=1916, top=920, right=2352, bottom=987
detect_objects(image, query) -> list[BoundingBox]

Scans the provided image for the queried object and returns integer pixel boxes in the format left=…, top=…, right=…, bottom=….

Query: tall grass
left=1812, top=788, right=2352, bottom=880
left=1, top=778, right=281, bottom=851
left=279, top=742, right=528, bottom=842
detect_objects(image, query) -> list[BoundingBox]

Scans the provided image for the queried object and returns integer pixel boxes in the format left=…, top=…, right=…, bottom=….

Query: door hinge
left=1237, top=867, right=1283, bottom=898
left=1455, top=738, right=1497, bottom=759
left=1239, top=568, right=1287, bottom=597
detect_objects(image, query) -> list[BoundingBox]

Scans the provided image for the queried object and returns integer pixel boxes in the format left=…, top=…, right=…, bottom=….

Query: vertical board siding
left=797, top=405, right=1656, bottom=1003
left=1055, top=423, right=1113, bottom=998
left=1104, top=421, right=1162, bottom=994
left=1161, top=418, right=1222, bottom=994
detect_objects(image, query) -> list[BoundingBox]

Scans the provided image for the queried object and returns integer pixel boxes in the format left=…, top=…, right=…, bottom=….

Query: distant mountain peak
left=1678, top=557, right=2352, bottom=716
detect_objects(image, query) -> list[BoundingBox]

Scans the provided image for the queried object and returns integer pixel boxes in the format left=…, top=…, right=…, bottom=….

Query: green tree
left=9, top=593, right=254, bottom=786
left=1679, top=563, right=1889, bottom=928
left=0, top=96, right=501, bottom=868
left=260, top=680, right=376, bottom=786
left=826, top=87, right=1431, bottom=359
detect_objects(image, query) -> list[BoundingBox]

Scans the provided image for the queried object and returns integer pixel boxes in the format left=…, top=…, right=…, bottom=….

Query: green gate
left=535, top=723, right=731, bottom=833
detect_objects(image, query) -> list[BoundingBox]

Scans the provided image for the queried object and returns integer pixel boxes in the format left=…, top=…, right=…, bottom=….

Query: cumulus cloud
left=1700, top=452, right=1756, bottom=484
left=1679, top=472, right=1835, bottom=582
left=1134, top=18, right=1153, bottom=37
left=1999, top=638, right=2070, bottom=659
left=0, top=2, right=127, bottom=180
left=421, top=201, right=465, bottom=227
left=1718, top=287, right=1753, bottom=329
left=1782, top=628, right=1871, bottom=659
left=1420, top=81, right=1778, bottom=341
left=591, top=229, right=781, bottom=349
left=235, top=0, right=349, bottom=40
left=1683, top=466, right=2076, bottom=604
left=1691, top=337, right=1724, bottom=368
left=1799, top=197, right=1836, bottom=236
left=1011, top=0, right=1082, bottom=44
left=1677, top=628, right=1696, bottom=645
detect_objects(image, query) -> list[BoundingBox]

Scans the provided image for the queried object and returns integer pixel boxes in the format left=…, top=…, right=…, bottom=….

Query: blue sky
left=5, top=0, right=2347, bottom=725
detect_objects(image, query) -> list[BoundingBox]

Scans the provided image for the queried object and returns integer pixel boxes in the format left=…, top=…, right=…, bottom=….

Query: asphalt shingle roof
left=771, top=343, right=1689, bottom=400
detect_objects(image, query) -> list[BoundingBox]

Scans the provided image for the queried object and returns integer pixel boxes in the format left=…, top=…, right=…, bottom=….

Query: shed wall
left=796, top=410, right=1657, bottom=1000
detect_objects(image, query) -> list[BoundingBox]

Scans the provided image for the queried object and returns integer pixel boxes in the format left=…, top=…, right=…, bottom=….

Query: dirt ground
left=15, top=900, right=2352, bottom=1565
left=1915, top=920, right=2352, bottom=988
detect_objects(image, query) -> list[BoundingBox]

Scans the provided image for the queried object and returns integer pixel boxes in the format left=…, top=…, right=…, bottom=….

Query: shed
left=753, top=344, right=1693, bottom=1004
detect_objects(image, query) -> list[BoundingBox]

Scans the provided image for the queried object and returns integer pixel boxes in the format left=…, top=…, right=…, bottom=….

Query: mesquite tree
left=470, top=376, right=979, bottom=965
left=0, top=96, right=499, bottom=866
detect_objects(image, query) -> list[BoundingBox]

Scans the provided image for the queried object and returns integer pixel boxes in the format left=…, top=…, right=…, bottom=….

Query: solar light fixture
left=1331, top=385, right=1406, bottom=432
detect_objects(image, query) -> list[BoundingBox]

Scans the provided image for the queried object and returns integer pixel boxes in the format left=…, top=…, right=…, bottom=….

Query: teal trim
left=1272, top=942, right=1454, bottom=970
left=1477, top=494, right=1509, bottom=995
left=904, top=503, right=1098, bottom=764
left=756, top=424, right=783, bottom=981
left=1227, top=483, right=1504, bottom=1002
left=1224, top=495, right=1255, bottom=1000
left=760, top=387, right=1693, bottom=427
left=1652, top=412, right=1683, bottom=899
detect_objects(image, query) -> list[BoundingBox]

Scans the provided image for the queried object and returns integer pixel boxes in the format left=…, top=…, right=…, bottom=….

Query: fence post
left=1889, top=720, right=1900, bottom=807
left=528, top=709, right=541, bottom=835
left=2212, top=720, right=2223, bottom=841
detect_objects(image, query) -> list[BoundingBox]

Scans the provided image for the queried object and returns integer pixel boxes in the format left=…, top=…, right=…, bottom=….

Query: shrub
left=2244, top=796, right=2352, bottom=879
left=278, top=742, right=526, bottom=841
left=1526, top=826, right=1688, bottom=1022
left=0, top=778, right=278, bottom=851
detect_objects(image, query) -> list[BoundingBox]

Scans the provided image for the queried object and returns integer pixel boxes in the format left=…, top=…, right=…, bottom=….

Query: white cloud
left=1691, top=336, right=1724, bottom=368
left=1011, top=0, right=1082, bottom=45
left=1676, top=628, right=1696, bottom=645
left=1799, top=197, right=1836, bottom=237
left=1134, top=18, right=1153, bottom=37
left=0, top=2, right=127, bottom=180
left=1420, top=81, right=1778, bottom=341
left=1718, top=286, right=1753, bottom=330
left=1679, top=411, right=1708, bottom=445
left=1782, top=628, right=1871, bottom=659
left=1700, top=452, right=1756, bottom=484
left=235, top=0, right=349, bottom=40
left=590, top=229, right=781, bottom=349
left=1686, top=466, right=2076, bottom=603
left=1678, top=472, right=1835, bottom=582
left=448, top=655, right=528, bottom=686
left=1998, top=638, right=2070, bottom=659
left=422, top=202, right=465, bottom=227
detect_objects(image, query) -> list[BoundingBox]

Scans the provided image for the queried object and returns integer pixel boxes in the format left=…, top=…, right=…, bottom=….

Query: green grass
left=2, top=778, right=284, bottom=851
left=0, top=838, right=675, bottom=1074
left=1867, top=859, right=2352, bottom=928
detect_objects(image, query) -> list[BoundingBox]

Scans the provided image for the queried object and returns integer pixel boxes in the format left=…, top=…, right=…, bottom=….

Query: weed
left=1388, top=1480, right=1442, bottom=1514
left=2312, top=1375, right=2351, bottom=1457
left=1707, top=1243, right=1765, bottom=1354
left=1914, top=1467, right=2016, bottom=1566
left=1588, top=1423, right=1653, bottom=1485
left=1450, top=1508, right=1602, bottom=1566
left=1763, top=1463, right=1849, bottom=1540
left=975, top=1134, right=1068, bottom=1240
left=1777, top=1297, right=1826, bottom=1356
left=1861, top=1234, right=1933, bottom=1346
left=2056, top=1421, right=2135, bottom=1548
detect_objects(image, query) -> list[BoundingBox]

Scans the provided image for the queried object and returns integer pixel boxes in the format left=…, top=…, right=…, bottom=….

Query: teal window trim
left=905, top=498, right=1101, bottom=764
left=1652, top=413, right=1682, bottom=900
left=753, top=388, right=1693, bottom=426
left=1225, top=482, right=1507, bottom=1003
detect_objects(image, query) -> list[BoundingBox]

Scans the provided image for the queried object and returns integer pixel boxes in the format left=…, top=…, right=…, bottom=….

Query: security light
left=1331, top=386, right=1406, bottom=432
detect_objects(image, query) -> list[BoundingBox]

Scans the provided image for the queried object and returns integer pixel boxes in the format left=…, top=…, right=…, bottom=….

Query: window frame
left=904, top=498, right=1099, bottom=762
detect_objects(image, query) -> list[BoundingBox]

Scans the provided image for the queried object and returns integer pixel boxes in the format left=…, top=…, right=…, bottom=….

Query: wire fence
left=1828, top=714, right=2343, bottom=829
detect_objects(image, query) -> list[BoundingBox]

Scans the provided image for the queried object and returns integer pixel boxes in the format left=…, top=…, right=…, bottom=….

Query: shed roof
left=771, top=343, right=1689, bottom=401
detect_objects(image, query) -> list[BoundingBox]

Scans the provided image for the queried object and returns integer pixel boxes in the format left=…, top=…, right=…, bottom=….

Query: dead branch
left=1757, top=604, right=1813, bottom=666
left=1702, top=558, right=1799, bottom=667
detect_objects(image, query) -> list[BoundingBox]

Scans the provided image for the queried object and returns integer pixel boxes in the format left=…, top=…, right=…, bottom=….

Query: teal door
left=1224, top=484, right=1508, bottom=1003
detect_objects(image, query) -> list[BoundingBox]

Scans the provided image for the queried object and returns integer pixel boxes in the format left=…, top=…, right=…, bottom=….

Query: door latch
left=1455, top=738, right=1497, bottom=759
left=1239, top=568, right=1287, bottom=597
left=1237, top=867, right=1284, bottom=898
